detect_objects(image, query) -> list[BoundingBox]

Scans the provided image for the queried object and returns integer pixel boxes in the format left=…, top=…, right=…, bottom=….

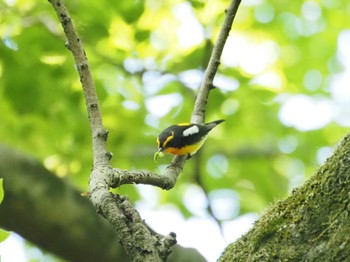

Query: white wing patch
left=183, top=125, right=199, bottom=136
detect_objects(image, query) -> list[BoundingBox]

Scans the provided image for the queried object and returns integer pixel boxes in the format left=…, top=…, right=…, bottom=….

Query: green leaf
left=0, top=228, right=11, bottom=243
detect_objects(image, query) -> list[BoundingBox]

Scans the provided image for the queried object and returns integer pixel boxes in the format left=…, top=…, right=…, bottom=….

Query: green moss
left=219, top=134, right=350, bottom=261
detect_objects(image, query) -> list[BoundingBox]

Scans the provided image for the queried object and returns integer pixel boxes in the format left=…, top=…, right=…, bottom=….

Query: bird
left=154, top=119, right=225, bottom=162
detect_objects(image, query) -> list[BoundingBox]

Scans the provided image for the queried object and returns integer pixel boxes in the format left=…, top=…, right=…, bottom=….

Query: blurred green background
left=0, top=0, right=349, bottom=260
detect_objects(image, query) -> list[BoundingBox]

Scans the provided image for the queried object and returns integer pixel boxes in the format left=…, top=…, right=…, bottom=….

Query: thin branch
left=47, top=0, right=108, bottom=168
left=191, top=0, right=242, bottom=124
left=115, top=0, right=243, bottom=189
left=166, top=0, right=242, bottom=181
left=118, top=0, right=242, bottom=188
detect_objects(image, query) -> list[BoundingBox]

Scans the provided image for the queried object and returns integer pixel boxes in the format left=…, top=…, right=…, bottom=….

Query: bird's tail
left=205, top=119, right=225, bottom=129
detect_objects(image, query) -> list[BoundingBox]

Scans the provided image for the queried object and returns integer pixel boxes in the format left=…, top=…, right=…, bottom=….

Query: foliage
left=0, top=0, right=349, bottom=259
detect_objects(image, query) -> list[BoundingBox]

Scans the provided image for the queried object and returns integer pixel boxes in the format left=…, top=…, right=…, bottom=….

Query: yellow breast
left=163, top=136, right=208, bottom=155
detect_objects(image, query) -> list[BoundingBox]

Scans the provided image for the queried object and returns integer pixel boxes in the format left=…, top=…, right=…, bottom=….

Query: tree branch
left=219, top=133, right=350, bottom=261
left=110, top=0, right=243, bottom=189
left=48, top=1, right=175, bottom=260
left=191, top=0, right=242, bottom=124
left=47, top=0, right=108, bottom=168
left=48, top=0, right=241, bottom=260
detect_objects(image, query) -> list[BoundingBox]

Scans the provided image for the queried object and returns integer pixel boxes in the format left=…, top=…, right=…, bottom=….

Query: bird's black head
left=157, top=129, right=175, bottom=151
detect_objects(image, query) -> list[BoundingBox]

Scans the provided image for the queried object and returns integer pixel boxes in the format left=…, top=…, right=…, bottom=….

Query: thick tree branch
left=219, top=133, right=350, bottom=261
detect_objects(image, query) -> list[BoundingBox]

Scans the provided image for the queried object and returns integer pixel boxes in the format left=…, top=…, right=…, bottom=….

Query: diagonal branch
left=47, top=1, right=108, bottom=168
left=191, top=0, right=242, bottom=124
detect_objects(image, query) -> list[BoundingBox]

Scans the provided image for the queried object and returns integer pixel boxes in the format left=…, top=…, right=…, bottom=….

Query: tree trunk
left=219, top=133, right=350, bottom=261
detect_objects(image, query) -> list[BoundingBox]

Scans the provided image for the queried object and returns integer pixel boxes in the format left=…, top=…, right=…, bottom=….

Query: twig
left=172, top=0, right=242, bottom=181
left=191, top=0, right=242, bottom=124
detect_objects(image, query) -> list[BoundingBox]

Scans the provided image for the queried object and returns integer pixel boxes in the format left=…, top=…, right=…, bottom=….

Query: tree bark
left=219, top=133, right=350, bottom=261
left=0, top=145, right=205, bottom=262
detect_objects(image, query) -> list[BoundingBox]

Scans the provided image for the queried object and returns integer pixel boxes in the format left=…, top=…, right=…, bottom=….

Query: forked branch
left=48, top=0, right=241, bottom=260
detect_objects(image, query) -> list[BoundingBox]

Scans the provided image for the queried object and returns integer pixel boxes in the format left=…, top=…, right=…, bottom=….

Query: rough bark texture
left=48, top=1, right=178, bottom=260
left=0, top=145, right=205, bottom=262
left=219, top=133, right=350, bottom=261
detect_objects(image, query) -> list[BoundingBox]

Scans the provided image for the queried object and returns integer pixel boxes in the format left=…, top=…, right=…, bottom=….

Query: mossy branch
left=219, top=134, right=350, bottom=261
